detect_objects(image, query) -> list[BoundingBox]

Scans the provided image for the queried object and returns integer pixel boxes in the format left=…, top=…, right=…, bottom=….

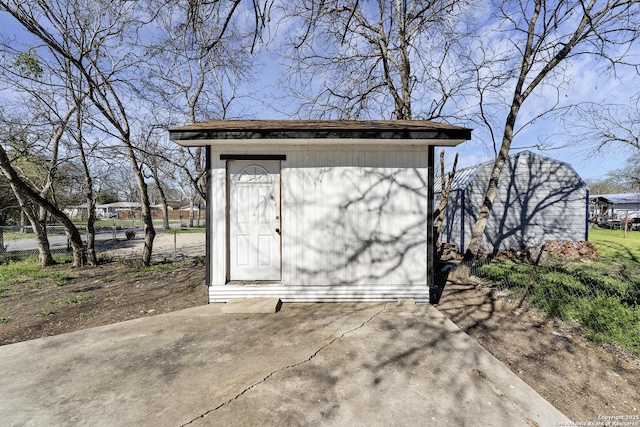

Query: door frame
left=224, top=155, right=284, bottom=283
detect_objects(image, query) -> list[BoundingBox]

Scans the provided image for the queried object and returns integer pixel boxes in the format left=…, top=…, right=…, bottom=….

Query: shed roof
left=169, top=119, right=471, bottom=147
left=590, top=193, right=640, bottom=204
left=434, top=150, right=586, bottom=192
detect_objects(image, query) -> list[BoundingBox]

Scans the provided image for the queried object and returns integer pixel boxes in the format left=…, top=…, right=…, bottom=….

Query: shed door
left=228, top=161, right=281, bottom=281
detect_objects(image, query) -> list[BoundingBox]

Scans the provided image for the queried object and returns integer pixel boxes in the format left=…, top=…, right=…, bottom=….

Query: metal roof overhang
left=169, top=119, right=472, bottom=147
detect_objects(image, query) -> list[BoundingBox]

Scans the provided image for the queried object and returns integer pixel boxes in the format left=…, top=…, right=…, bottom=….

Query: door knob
left=275, top=228, right=280, bottom=235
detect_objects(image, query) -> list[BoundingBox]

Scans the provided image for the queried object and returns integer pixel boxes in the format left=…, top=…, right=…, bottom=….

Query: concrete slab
left=221, top=298, right=282, bottom=314
left=0, top=303, right=571, bottom=426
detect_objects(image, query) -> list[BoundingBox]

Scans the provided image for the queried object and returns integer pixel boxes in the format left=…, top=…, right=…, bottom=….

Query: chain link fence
left=0, top=225, right=205, bottom=263
left=465, top=255, right=640, bottom=355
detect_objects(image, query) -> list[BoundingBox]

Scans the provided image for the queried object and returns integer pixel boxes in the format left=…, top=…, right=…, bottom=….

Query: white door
left=228, top=160, right=281, bottom=281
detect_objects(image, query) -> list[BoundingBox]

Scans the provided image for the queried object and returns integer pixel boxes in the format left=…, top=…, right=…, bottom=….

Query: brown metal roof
left=169, top=119, right=472, bottom=145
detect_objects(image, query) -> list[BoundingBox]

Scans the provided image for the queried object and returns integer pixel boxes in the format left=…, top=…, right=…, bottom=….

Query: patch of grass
left=55, top=295, right=92, bottom=305
left=39, top=308, right=54, bottom=316
left=192, top=256, right=206, bottom=266
left=2, top=231, right=39, bottom=241
left=97, top=253, right=115, bottom=264
left=474, top=231, right=640, bottom=354
left=0, top=259, right=44, bottom=282
left=49, top=272, right=74, bottom=286
left=128, top=262, right=172, bottom=278
left=174, top=227, right=206, bottom=234
left=0, top=253, right=25, bottom=264
left=0, top=258, right=76, bottom=292
left=53, top=254, right=76, bottom=264
left=589, top=228, right=640, bottom=262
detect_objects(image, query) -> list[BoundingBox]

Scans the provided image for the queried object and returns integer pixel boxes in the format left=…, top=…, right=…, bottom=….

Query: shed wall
left=483, top=153, right=587, bottom=251
left=209, top=145, right=431, bottom=300
left=436, top=152, right=588, bottom=254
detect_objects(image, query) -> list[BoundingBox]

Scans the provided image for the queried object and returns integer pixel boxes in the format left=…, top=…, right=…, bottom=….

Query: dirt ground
left=436, top=279, right=640, bottom=423
left=0, top=260, right=208, bottom=346
left=1, top=261, right=639, bottom=423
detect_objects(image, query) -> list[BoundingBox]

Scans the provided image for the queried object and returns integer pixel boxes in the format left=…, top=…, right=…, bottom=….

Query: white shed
left=169, top=120, right=471, bottom=302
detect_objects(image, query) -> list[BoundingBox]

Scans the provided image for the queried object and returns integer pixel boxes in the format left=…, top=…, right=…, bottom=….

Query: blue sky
left=236, top=49, right=636, bottom=183
left=2, top=2, right=638, bottom=183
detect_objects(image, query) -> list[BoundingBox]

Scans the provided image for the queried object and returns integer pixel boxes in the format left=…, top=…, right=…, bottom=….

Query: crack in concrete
left=180, top=303, right=388, bottom=426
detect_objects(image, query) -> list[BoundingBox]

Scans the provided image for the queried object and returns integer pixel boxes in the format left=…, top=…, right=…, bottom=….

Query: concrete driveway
left=0, top=302, right=570, bottom=426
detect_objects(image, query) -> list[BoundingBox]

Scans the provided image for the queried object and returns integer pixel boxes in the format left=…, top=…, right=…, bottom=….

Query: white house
left=589, top=193, right=640, bottom=224
left=169, top=120, right=471, bottom=302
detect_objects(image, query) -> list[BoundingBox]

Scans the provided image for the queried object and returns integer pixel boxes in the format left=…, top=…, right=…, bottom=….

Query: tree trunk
left=151, top=164, right=171, bottom=231
left=0, top=147, right=85, bottom=266
left=162, top=203, right=170, bottom=231
left=0, top=212, right=7, bottom=254
left=134, top=177, right=155, bottom=267
left=12, top=187, right=56, bottom=266
left=124, top=146, right=156, bottom=266
left=454, top=102, right=520, bottom=279
left=85, top=197, right=97, bottom=266
left=33, top=218, right=56, bottom=266
left=76, top=108, right=98, bottom=266
left=188, top=188, right=195, bottom=228
left=434, top=151, right=458, bottom=257
left=120, top=139, right=155, bottom=266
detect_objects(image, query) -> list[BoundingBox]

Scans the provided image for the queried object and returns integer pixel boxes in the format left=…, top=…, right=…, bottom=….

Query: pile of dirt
left=541, top=239, right=599, bottom=261
left=438, top=240, right=599, bottom=262
left=488, top=240, right=599, bottom=262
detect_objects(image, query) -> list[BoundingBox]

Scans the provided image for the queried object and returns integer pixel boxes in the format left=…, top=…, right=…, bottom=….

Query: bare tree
left=0, top=0, right=164, bottom=265
left=141, top=0, right=257, bottom=202
left=0, top=46, right=86, bottom=266
left=0, top=143, right=86, bottom=266
left=137, top=126, right=174, bottom=231
left=455, top=0, right=640, bottom=278
left=280, top=0, right=473, bottom=120
left=572, top=93, right=640, bottom=155
left=434, top=150, right=459, bottom=252
left=68, top=92, right=99, bottom=264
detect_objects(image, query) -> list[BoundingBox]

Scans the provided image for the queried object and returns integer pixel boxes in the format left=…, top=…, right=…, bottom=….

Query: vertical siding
left=450, top=152, right=589, bottom=254
left=282, top=148, right=428, bottom=286
left=210, top=150, right=227, bottom=286
left=210, top=146, right=430, bottom=288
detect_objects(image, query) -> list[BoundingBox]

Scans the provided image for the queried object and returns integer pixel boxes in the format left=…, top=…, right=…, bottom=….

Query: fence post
left=112, top=220, right=117, bottom=242
left=516, top=245, right=545, bottom=309
left=174, top=229, right=177, bottom=262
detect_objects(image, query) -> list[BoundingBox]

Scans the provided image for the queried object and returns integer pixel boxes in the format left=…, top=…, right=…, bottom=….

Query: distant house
left=64, top=202, right=141, bottom=220
left=103, top=202, right=141, bottom=218
left=166, top=201, right=183, bottom=210
left=589, top=193, right=640, bottom=221
left=435, top=151, right=589, bottom=255
left=589, top=193, right=640, bottom=230
left=179, top=204, right=205, bottom=211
